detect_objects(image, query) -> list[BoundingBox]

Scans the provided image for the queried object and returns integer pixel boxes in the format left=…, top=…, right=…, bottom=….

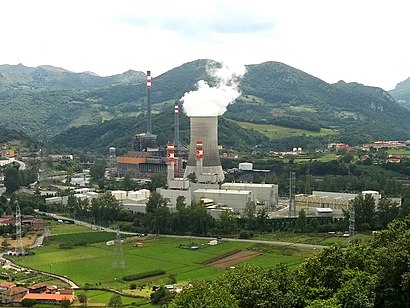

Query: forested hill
left=0, top=64, right=145, bottom=90
left=0, top=126, right=35, bottom=147
left=389, top=77, right=410, bottom=111
left=50, top=109, right=271, bottom=154
left=1, top=60, right=410, bottom=144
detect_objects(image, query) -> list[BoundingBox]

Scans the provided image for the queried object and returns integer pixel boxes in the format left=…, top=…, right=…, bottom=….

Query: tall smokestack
left=184, top=116, right=224, bottom=181
left=146, top=71, right=152, bottom=134
left=174, top=100, right=180, bottom=153
left=166, top=142, right=175, bottom=181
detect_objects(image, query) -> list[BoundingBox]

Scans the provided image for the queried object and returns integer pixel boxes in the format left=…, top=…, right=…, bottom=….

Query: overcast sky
left=1, top=0, right=409, bottom=90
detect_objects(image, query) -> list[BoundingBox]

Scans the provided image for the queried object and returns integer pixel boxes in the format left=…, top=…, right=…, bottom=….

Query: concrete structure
left=221, top=183, right=278, bottom=209
left=193, top=189, right=253, bottom=214
left=239, top=162, right=253, bottom=171
left=296, top=190, right=381, bottom=217
left=157, top=188, right=192, bottom=211
left=184, top=116, right=224, bottom=181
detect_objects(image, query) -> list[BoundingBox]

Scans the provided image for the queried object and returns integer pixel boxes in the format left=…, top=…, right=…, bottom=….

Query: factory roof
left=194, top=189, right=252, bottom=195
left=116, top=157, right=147, bottom=164
left=221, top=183, right=277, bottom=188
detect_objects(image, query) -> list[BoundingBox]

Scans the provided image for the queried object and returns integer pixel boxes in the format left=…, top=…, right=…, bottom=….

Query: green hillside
left=389, top=77, right=410, bottom=111
left=1, top=60, right=410, bottom=151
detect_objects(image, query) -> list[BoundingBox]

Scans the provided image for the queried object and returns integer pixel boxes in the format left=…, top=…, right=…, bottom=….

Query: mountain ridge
left=1, top=59, right=410, bottom=151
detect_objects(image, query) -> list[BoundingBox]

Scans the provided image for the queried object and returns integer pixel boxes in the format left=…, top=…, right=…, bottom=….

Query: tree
left=244, top=201, right=256, bottom=230
left=217, top=210, right=238, bottom=235
left=216, top=264, right=294, bottom=307
left=149, top=173, right=167, bottom=191
left=151, top=286, right=175, bottom=305
left=4, top=164, right=21, bottom=193
left=176, top=195, right=187, bottom=212
left=90, top=159, right=106, bottom=183
left=21, top=299, right=37, bottom=307
left=295, top=209, right=308, bottom=232
left=107, top=294, right=122, bottom=308
left=350, top=193, right=375, bottom=230
left=122, top=173, right=134, bottom=192
left=90, top=192, right=121, bottom=222
left=146, top=191, right=169, bottom=214
left=256, top=208, right=269, bottom=232
left=151, top=205, right=171, bottom=235
left=169, top=281, right=238, bottom=308
left=375, top=198, right=399, bottom=229
left=77, top=294, right=87, bottom=307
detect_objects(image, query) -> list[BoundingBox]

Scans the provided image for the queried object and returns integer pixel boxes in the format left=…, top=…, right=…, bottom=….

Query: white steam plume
left=181, top=62, right=246, bottom=117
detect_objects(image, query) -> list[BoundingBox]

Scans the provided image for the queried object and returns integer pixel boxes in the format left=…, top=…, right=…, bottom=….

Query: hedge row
left=122, top=270, right=166, bottom=281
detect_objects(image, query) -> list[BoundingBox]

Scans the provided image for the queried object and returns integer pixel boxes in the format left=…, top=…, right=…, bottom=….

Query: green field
left=253, top=232, right=372, bottom=247
left=387, top=148, right=410, bottom=156
left=15, top=235, right=316, bottom=289
left=237, top=121, right=337, bottom=139
left=46, top=221, right=92, bottom=235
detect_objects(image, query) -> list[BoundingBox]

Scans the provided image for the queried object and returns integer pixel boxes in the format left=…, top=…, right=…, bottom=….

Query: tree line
left=169, top=214, right=410, bottom=307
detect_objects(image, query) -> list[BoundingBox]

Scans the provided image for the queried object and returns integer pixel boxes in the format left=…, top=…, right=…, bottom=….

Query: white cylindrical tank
left=239, top=162, right=253, bottom=171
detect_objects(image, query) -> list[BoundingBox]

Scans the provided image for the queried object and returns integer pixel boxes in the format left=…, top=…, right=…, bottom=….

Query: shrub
left=122, top=270, right=166, bottom=281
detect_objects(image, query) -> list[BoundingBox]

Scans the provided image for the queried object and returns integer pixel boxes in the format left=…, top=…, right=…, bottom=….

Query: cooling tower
left=184, top=116, right=224, bottom=182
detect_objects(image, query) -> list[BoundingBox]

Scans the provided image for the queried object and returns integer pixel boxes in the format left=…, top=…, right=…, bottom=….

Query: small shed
left=134, top=242, right=144, bottom=248
left=314, top=207, right=333, bottom=217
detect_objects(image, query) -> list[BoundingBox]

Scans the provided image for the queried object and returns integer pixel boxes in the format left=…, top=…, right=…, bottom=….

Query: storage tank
left=239, top=162, right=253, bottom=171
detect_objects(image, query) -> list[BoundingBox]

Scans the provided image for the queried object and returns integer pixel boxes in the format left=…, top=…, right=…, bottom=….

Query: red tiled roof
left=3, top=287, right=28, bottom=296
left=0, top=282, right=16, bottom=288
left=23, top=293, right=73, bottom=301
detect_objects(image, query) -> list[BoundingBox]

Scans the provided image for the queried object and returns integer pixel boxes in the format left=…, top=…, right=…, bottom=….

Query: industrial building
left=296, top=190, right=381, bottom=217
left=152, top=119, right=279, bottom=216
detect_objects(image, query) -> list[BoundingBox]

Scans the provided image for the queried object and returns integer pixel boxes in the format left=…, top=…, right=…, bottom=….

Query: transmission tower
left=349, top=201, right=355, bottom=243
left=112, top=226, right=125, bottom=270
left=289, top=171, right=297, bottom=217
left=15, top=202, right=25, bottom=256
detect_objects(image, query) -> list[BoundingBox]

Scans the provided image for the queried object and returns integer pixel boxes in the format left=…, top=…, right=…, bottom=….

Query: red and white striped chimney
left=196, top=140, right=203, bottom=176
left=166, top=142, right=175, bottom=181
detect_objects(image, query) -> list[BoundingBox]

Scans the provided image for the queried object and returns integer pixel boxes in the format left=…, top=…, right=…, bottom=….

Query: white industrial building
left=193, top=189, right=253, bottom=214
left=296, top=190, right=382, bottom=217
left=221, top=183, right=278, bottom=209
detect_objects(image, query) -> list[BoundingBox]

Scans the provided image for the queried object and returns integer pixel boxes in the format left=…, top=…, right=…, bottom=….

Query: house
left=1, top=286, right=28, bottom=305
left=0, top=282, right=16, bottom=292
left=28, top=282, right=48, bottom=293
left=22, top=293, right=74, bottom=304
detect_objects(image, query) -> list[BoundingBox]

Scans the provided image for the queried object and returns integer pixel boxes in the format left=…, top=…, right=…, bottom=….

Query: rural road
left=38, top=211, right=327, bottom=250
left=0, top=252, right=79, bottom=289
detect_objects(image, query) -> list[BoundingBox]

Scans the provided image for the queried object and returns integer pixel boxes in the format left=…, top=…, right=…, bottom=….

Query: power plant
left=112, top=64, right=280, bottom=217
left=184, top=116, right=224, bottom=182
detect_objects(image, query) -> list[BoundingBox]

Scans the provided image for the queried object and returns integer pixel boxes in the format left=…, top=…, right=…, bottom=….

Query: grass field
left=253, top=232, right=372, bottom=247
left=14, top=234, right=316, bottom=290
left=387, top=148, right=410, bottom=156
left=237, top=121, right=337, bottom=139
left=46, top=221, right=92, bottom=235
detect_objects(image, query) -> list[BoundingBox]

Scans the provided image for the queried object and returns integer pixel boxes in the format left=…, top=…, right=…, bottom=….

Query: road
left=38, top=211, right=327, bottom=250
left=0, top=252, right=79, bottom=289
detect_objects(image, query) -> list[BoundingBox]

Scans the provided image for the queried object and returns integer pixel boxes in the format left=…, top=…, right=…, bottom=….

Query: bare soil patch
left=208, top=250, right=261, bottom=269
